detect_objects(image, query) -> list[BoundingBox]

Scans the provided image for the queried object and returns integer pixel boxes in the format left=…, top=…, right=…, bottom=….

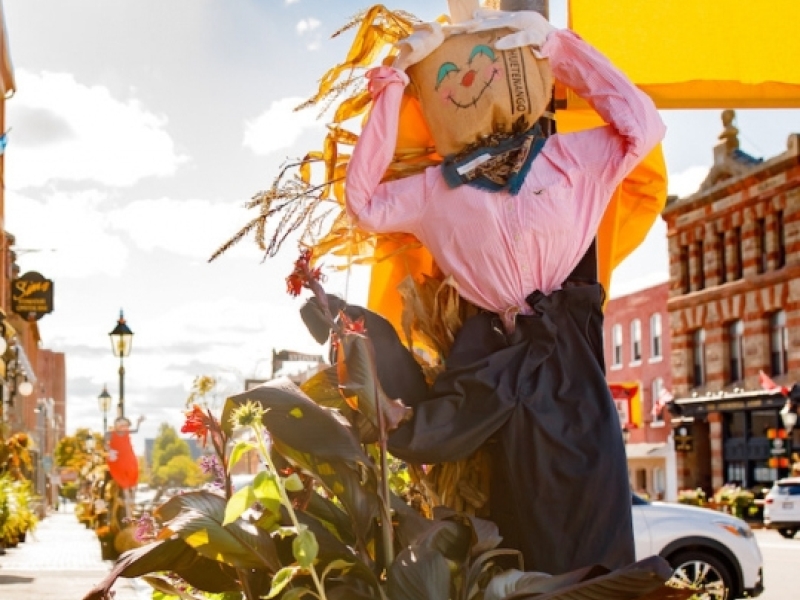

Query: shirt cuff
left=539, top=28, right=583, bottom=59
left=366, top=65, right=409, bottom=96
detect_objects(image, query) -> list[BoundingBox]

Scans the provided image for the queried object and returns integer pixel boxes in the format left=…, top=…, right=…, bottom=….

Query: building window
left=756, top=218, right=767, bottom=274
left=612, top=324, right=623, bottom=367
left=770, top=310, right=789, bottom=376
left=692, top=329, right=706, bottom=387
left=728, top=320, right=745, bottom=383
left=717, top=231, right=727, bottom=284
left=734, top=227, right=744, bottom=279
left=776, top=211, right=786, bottom=268
left=651, top=377, right=665, bottom=424
left=630, top=319, right=642, bottom=363
left=727, top=462, right=746, bottom=487
left=696, top=240, right=705, bottom=290
left=650, top=313, right=662, bottom=360
left=680, top=246, right=690, bottom=293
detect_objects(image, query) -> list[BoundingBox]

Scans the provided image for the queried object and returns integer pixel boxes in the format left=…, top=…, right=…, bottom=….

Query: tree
left=54, top=428, right=104, bottom=472
left=152, top=455, right=205, bottom=489
left=149, top=423, right=205, bottom=489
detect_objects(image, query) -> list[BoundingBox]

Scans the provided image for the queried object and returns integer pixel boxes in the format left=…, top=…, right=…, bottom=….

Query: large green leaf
left=222, top=379, right=371, bottom=466
left=81, top=538, right=239, bottom=600
left=155, top=490, right=281, bottom=572
left=303, top=492, right=356, bottom=547
left=386, top=546, right=450, bottom=600
left=301, top=367, right=380, bottom=443
left=222, top=380, right=381, bottom=553
left=336, top=333, right=412, bottom=435
left=504, top=556, right=683, bottom=600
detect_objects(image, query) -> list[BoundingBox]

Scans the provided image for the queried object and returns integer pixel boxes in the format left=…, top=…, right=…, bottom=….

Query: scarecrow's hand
left=455, top=9, right=556, bottom=53
left=393, top=21, right=444, bottom=71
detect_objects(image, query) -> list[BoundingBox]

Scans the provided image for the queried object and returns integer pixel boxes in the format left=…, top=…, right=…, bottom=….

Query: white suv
left=762, top=476, right=800, bottom=538
left=633, top=495, right=764, bottom=599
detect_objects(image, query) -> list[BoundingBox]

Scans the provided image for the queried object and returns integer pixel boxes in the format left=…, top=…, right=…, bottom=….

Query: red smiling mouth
left=461, top=69, right=476, bottom=87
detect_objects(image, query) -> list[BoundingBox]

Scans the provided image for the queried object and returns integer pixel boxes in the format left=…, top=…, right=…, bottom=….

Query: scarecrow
left=213, top=0, right=668, bottom=578
left=324, top=5, right=666, bottom=576
left=105, top=414, right=144, bottom=517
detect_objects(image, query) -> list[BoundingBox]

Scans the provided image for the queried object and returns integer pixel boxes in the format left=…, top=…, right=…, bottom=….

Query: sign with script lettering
left=12, top=271, right=54, bottom=320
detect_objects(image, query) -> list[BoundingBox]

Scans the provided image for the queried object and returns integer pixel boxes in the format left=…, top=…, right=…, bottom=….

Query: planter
left=100, top=538, right=120, bottom=561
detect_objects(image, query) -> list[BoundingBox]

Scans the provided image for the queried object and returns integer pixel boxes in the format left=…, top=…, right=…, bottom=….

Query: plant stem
left=253, top=426, right=328, bottom=600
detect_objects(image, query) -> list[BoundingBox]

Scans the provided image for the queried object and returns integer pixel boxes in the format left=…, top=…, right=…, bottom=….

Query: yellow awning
left=567, top=0, right=800, bottom=109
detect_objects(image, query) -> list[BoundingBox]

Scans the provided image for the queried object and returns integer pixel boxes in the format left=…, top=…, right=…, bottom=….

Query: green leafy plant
left=83, top=252, right=687, bottom=600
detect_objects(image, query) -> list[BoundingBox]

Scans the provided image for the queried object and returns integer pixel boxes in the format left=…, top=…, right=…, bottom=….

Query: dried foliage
left=209, top=5, right=421, bottom=267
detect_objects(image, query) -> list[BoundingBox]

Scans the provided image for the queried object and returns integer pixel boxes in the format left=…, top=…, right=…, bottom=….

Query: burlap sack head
left=406, top=27, right=553, bottom=158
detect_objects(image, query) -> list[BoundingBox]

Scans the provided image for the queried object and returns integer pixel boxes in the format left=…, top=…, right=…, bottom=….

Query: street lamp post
left=780, top=397, right=798, bottom=475
left=108, top=311, right=134, bottom=419
left=98, top=386, right=112, bottom=434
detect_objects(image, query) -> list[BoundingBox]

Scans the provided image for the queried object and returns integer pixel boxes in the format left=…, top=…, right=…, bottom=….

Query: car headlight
left=714, top=520, right=754, bottom=538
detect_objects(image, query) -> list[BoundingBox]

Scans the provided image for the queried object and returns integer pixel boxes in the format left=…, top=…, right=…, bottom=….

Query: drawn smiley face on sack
left=435, top=42, right=503, bottom=109
left=406, top=28, right=553, bottom=157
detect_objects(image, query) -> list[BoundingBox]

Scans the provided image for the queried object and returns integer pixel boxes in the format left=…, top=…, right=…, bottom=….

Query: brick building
left=662, top=112, right=800, bottom=494
left=604, top=281, right=677, bottom=500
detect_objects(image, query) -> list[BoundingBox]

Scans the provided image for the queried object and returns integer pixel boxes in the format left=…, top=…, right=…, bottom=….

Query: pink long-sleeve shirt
left=346, top=29, right=666, bottom=323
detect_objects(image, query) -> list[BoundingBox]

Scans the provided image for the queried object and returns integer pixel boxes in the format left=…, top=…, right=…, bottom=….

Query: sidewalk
left=0, top=503, right=149, bottom=600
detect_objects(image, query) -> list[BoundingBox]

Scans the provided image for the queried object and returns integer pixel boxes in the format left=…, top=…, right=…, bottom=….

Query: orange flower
left=181, top=404, right=211, bottom=447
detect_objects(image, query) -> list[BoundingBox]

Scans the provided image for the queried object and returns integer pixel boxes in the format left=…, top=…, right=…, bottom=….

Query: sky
left=2, top=0, right=798, bottom=452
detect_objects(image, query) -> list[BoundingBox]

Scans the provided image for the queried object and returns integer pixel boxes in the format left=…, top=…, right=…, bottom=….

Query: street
left=0, top=506, right=796, bottom=600
left=0, top=504, right=147, bottom=600
left=752, top=528, right=799, bottom=600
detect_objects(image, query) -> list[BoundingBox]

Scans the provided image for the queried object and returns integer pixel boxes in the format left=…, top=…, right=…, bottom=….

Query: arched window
left=770, top=310, right=788, bottom=376
left=692, top=329, right=706, bottom=387
left=612, top=324, right=623, bottom=367
left=728, top=320, right=745, bottom=383
left=651, top=378, right=665, bottom=424
left=650, top=313, right=662, bottom=360
left=630, top=319, right=642, bottom=363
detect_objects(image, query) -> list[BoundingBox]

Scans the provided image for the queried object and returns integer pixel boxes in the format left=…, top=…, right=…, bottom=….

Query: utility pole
left=500, top=0, right=548, bottom=18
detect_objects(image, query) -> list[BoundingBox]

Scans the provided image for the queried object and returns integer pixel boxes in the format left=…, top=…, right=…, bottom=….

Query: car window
left=777, top=484, right=800, bottom=496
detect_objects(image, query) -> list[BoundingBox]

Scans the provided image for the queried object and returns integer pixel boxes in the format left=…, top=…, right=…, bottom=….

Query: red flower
left=286, top=249, right=323, bottom=297
left=181, top=404, right=211, bottom=446
left=340, top=312, right=366, bottom=334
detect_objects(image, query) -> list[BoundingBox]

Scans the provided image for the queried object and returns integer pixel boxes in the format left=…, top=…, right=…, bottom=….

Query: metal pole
left=118, top=354, right=125, bottom=419
left=499, top=0, right=548, bottom=19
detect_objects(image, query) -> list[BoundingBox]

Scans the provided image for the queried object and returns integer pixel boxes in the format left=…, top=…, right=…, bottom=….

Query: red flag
left=758, top=370, right=789, bottom=396
left=652, top=388, right=673, bottom=418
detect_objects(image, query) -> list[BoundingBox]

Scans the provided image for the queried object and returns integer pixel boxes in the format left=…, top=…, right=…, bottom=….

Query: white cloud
left=5, top=188, right=130, bottom=278
left=296, top=17, right=320, bottom=34
left=109, top=197, right=256, bottom=260
left=243, top=96, right=326, bottom=156
left=285, top=0, right=300, bottom=4
left=5, top=70, right=188, bottom=189
left=667, top=165, right=709, bottom=198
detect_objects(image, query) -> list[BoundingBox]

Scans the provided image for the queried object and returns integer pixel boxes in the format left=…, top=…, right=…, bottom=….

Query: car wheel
left=667, top=550, right=735, bottom=600
left=777, top=527, right=797, bottom=539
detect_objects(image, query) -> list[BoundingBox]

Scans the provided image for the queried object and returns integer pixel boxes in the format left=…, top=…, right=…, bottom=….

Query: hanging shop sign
left=674, top=425, right=694, bottom=453
left=12, top=271, right=54, bottom=320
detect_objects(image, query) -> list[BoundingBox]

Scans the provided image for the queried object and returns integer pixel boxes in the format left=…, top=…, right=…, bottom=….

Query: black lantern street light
left=109, top=311, right=134, bottom=419
left=98, top=385, right=112, bottom=434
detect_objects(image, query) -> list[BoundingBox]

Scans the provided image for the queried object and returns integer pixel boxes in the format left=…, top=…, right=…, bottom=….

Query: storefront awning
left=669, top=389, right=787, bottom=418
left=626, top=442, right=669, bottom=460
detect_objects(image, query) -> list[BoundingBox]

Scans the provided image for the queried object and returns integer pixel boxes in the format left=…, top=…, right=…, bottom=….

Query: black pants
left=347, top=283, right=634, bottom=575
